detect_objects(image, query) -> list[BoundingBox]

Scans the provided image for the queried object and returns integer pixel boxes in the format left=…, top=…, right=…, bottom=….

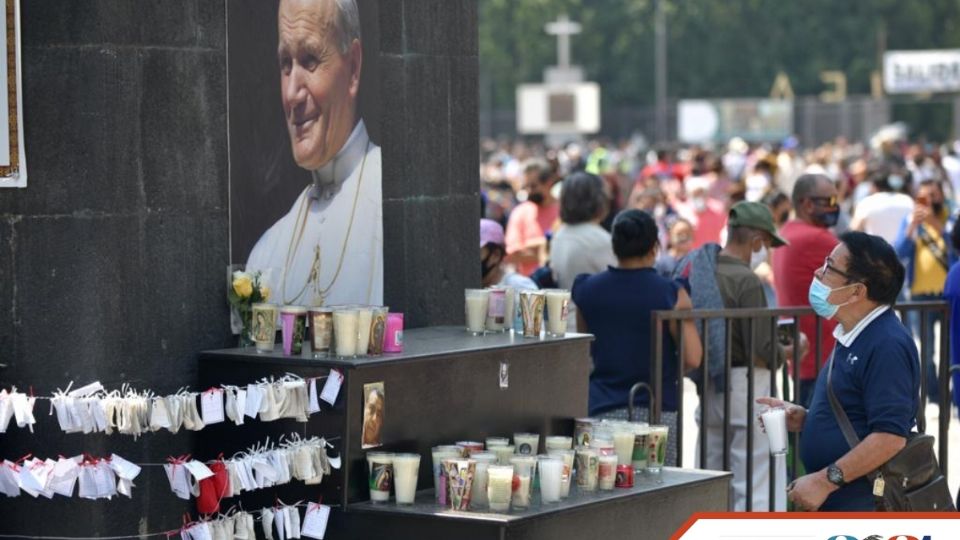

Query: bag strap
left=917, top=225, right=950, bottom=273
left=826, top=351, right=884, bottom=487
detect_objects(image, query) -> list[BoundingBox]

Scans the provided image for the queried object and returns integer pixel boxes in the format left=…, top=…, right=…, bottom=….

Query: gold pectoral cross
left=309, top=244, right=324, bottom=306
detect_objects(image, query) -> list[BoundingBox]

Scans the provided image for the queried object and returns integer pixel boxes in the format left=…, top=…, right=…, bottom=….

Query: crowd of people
left=478, top=131, right=960, bottom=512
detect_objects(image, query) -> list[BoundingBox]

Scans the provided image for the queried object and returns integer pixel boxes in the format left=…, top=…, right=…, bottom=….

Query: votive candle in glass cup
left=575, top=446, right=599, bottom=492
left=544, top=289, right=571, bottom=338
left=355, top=305, right=374, bottom=356
left=368, top=306, right=389, bottom=355
left=612, top=425, right=637, bottom=467
left=598, top=454, right=617, bottom=490
left=491, top=445, right=516, bottom=465
left=646, top=425, right=670, bottom=476
left=518, top=291, right=546, bottom=338
left=367, top=452, right=395, bottom=503
left=513, top=432, right=540, bottom=455
left=431, top=445, right=461, bottom=505
left=486, top=464, right=514, bottom=512
left=495, top=286, right=515, bottom=334
left=631, top=425, right=651, bottom=473
left=251, top=303, right=279, bottom=353
left=761, top=406, right=788, bottom=456
left=464, top=289, right=490, bottom=335
left=509, top=456, right=536, bottom=509
left=485, top=288, right=507, bottom=332
left=574, top=417, right=598, bottom=447
left=383, top=312, right=404, bottom=353
left=485, top=436, right=510, bottom=449
left=455, top=441, right=485, bottom=458
left=591, top=437, right=615, bottom=458
left=544, top=436, right=573, bottom=452
left=392, top=453, right=421, bottom=505
left=537, top=455, right=563, bottom=503
left=309, top=307, right=334, bottom=357
left=443, top=458, right=476, bottom=511
left=280, top=305, right=308, bottom=356
left=470, top=452, right=497, bottom=508
left=332, top=307, right=360, bottom=357
left=547, top=448, right=575, bottom=498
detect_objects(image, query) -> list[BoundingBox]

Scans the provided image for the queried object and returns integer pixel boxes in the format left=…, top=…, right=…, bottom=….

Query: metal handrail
left=627, top=382, right=655, bottom=423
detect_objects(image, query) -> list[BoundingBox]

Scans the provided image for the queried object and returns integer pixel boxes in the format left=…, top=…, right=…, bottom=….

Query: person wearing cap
left=480, top=219, right=538, bottom=291
left=693, top=202, right=803, bottom=512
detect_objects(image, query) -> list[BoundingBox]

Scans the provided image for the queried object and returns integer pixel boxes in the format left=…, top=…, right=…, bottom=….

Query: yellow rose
left=259, top=285, right=270, bottom=301
left=233, top=274, right=253, bottom=298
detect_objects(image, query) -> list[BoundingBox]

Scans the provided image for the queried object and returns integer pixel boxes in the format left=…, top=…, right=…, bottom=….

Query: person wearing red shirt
left=505, top=160, right=560, bottom=276
left=772, top=174, right=841, bottom=406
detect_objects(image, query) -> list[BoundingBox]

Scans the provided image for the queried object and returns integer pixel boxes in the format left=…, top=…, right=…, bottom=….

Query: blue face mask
left=808, top=277, right=856, bottom=319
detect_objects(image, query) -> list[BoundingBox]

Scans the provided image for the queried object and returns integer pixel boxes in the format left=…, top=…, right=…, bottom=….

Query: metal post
left=939, top=305, right=950, bottom=475
left=723, top=319, right=732, bottom=471
left=769, top=315, right=778, bottom=511
left=653, top=313, right=663, bottom=425
left=746, top=318, right=755, bottom=512
left=676, top=317, right=685, bottom=468
left=699, top=319, right=709, bottom=468
left=654, top=0, right=667, bottom=143
left=920, top=310, right=929, bottom=414
left=791, top=319, right=801, bottom=481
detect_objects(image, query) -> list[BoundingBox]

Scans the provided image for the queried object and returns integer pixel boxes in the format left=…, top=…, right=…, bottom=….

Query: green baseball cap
left=728, top=201, right=789, bottom=247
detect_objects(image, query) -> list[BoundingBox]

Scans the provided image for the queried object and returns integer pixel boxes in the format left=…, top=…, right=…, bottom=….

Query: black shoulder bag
left=826, top=352, right=955, bottom=511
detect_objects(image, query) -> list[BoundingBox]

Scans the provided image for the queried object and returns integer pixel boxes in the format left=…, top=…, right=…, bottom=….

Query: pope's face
left=278, top=0, right=361, bottom=170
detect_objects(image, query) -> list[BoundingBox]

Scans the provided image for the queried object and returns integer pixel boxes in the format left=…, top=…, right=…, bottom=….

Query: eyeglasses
left=807, top=196, right=838, bottom=207
left=819, top=257, right=852, bottom=281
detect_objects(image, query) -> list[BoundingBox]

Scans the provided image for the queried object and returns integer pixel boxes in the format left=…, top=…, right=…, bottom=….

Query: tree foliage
left=480, top=0, right=960, bottom=109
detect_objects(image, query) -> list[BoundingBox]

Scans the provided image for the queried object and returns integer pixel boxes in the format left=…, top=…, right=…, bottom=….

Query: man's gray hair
left=334, top=0, right=362, bottom=54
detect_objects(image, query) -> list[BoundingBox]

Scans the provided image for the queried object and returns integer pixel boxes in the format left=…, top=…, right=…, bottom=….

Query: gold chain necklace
left=281, top=140, right=370, bottom=305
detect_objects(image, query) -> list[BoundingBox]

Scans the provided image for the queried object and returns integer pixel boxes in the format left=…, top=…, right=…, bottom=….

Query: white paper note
left=200, top=390, right=225, bottom=425
left=319, top=370, right=342, bottom=406
left=300, top=504, right=330, bottom=540
left=109, top=454, right=142, bottom=480
left=184, top=460, right=214, bottom=481
left=307, top=379, right=320, bottom=413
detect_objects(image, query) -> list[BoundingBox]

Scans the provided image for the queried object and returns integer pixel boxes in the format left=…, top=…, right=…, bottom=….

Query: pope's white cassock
left=246, top=120, right=382, bottom=307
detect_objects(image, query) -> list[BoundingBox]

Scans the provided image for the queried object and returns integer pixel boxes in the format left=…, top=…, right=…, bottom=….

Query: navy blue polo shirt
left=799, top=308, right=919, bottom=511
left=572, top=267, right=680, bottom=416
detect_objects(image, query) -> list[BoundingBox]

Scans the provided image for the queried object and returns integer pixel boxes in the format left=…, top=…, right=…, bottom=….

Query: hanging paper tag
left=200, top=389, right=225, bottom=425
left=307, top=379, right=321, bottom=413
left=94, top=463, right=117, bottom=499
left=18, top=460, right=45, bottom=496
left=68, top=381, right=104, bottom=398
left=873, top=476, right=886, bottom=497
left=244, top=384, right=264, bottom=418
left=164, top=463, right=192, bottom=499
left=77, top=465, right=98, bottom=499
left=109, top=454, right=142, bottom=480
left=184, top=460, right=215, bottom=481
left=300, top=503, right=330, bottom=539
left=274, top=505, right=287, bottom=540
left=234, top=389, right=247, bottom=425
left=319, top=370, right=343, bottom=406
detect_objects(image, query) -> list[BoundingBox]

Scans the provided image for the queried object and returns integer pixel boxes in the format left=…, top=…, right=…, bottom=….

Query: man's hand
left=756, top=397, right=807, bottom=432
left=787, top=470, right=838, bottom=511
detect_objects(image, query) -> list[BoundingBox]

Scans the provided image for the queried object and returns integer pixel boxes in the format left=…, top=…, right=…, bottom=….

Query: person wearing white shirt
left=850, top=168, right=913, bottom=245
left=246, top=0, right=382, bottom=307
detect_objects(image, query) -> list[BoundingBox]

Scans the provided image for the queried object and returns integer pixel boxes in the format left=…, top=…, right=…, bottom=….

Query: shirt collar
left=309, top=119, right=368, bottom=200
left=832, top=304, right=890, bottom=347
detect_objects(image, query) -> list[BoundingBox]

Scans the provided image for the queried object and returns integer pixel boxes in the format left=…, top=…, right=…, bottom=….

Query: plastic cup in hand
left=392, top=453, right=421, bottom=505
left=537, top=455, right=563, bottom=503
left=761, top=406, right=788, bottom=455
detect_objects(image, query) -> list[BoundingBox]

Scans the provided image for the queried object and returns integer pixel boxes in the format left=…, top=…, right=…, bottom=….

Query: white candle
left=598, top=455, right=617, bottom=490
left=538, top=457, right=562, bottom=503
left=511, top=474, right=531, bottom=508
left=356, top=307, right=374, bottom=355
left=513, top=433, right=540, bottom=455
left=544, top=289, right=570, bottom=337
left=548, top=449, right=575, bottom=498
left=470, top=454, right=497, bottom=507
left=544, top=436, right=573, bottom=452
left=613, top=430, right=635, bottom=467
left=392, top=453, right=420, bottom=505
left=575, top=448, right=599, bottom=491
left=333, top=309, right=359, bottom=357
left=486, top=465, right=513, bottom=512
left=761, top=407, right=788, bottom=455
left=465, top=289, right=490, bottom=334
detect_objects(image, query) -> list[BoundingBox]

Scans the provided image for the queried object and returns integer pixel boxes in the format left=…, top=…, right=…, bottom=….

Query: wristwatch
left=826, top=463, right=845, bottom=487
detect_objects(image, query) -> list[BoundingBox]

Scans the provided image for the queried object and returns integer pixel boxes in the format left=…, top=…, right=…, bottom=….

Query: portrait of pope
left=244, top=0, right=383, bottom=308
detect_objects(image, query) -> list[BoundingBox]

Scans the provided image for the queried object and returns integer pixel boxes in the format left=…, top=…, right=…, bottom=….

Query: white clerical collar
left=833, top=304, right=890, bottom=347
left=309, top=119, right=368, bottom=200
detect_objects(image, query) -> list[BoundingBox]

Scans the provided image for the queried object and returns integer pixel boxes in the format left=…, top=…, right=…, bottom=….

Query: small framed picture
left=362, top=382, right=385, bottom=449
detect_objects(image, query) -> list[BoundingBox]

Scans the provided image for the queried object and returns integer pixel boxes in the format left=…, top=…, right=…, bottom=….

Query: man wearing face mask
left=480, top=219, right=538, bottom=291
left=850, top=165, right=913, bottom=245
left=759, top=232, right=917, bottom=511
left=676, top=176, right=726, bottom=248
left=894, top=179, right=956, bottom=403
left=504, top=160, right=560, bottom=276
left=773, top=174, right=841, bottom=407
left=695, top=202, right=796, bottom=511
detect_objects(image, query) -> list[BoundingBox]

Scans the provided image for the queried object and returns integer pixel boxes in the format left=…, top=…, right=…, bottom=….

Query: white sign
left=677, top=99, right=793, bottom=143
left=884, top=49, right=960, bottom=94
left=516, top=82, right=600, bottom=135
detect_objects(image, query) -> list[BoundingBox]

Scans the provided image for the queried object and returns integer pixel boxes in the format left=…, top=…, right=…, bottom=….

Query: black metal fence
left=647, top=300, right=951, bottom=511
